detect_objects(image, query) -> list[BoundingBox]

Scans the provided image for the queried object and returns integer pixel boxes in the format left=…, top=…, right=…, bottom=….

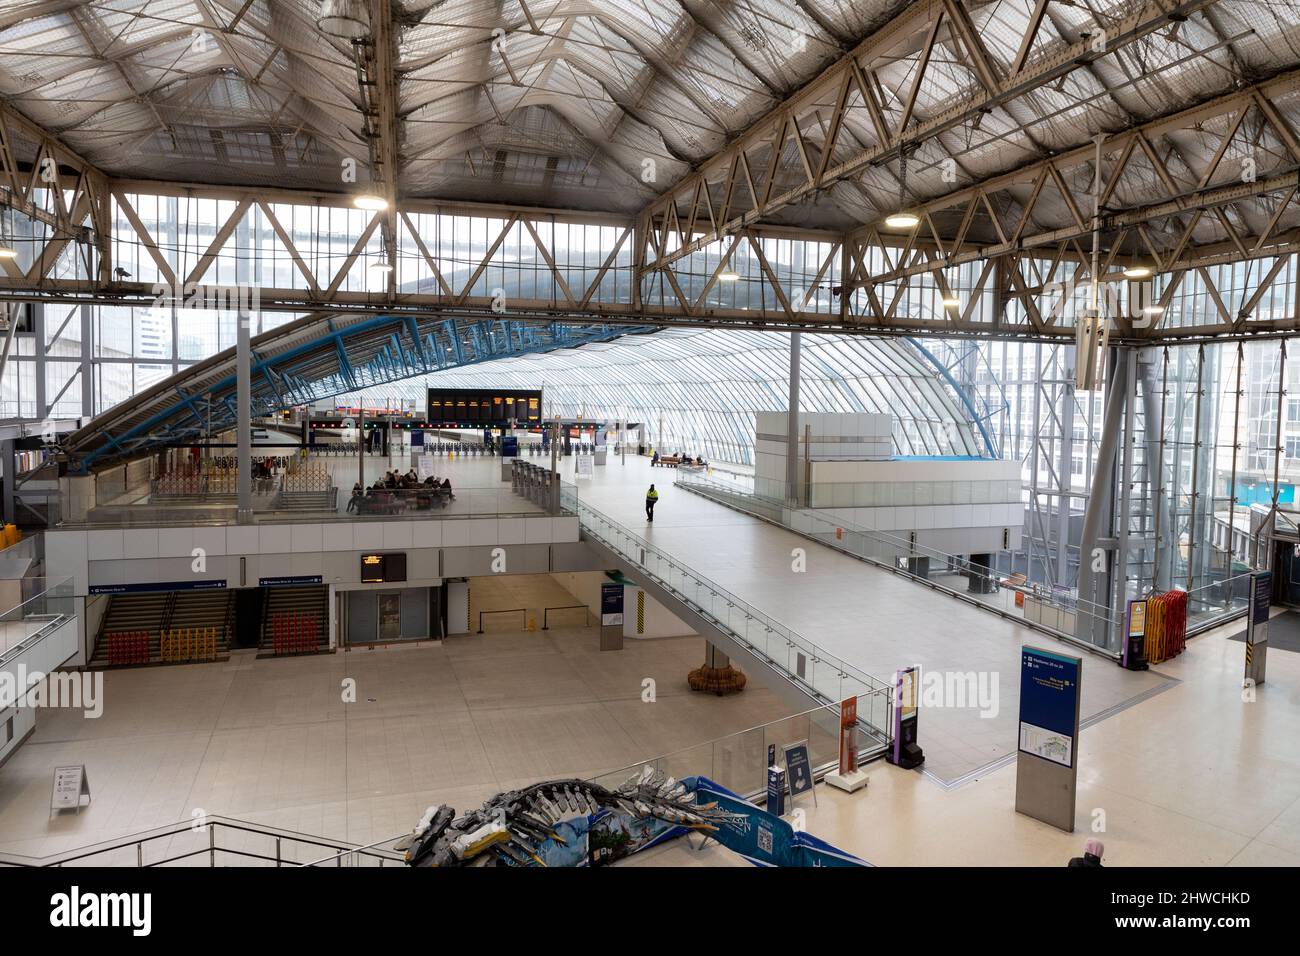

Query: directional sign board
left=783, top=741, right=817, bottom=806
left=51, top=765, right=91, bottom=813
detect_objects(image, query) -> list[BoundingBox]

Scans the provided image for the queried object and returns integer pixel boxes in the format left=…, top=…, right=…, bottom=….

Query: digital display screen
left=427, top=388, right=541, bottom=426
left=361, top=552, right=407, bottom=583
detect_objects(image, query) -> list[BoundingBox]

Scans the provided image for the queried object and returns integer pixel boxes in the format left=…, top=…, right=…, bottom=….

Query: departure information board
left=426, top=388, right=541, bottom=426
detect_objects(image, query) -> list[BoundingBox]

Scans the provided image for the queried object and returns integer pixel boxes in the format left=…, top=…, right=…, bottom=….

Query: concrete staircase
left=271, top=488, right=338, bottom=512
left=259, top=585, right=330, bottom=655
left=90, top=589, right=236, bottom=668
left=90, top=591, right=170, bottom=667
left=166, top=590, right=236, bottom=658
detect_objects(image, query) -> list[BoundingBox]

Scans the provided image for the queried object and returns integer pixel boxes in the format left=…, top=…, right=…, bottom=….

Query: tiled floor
left=791, top=612, right=1300, bottom=867
left=0, top=572, right=794, bottom=863
left=566, top=455, right=1173, bottom=783
left=10, top=451, right=1296, bottom=866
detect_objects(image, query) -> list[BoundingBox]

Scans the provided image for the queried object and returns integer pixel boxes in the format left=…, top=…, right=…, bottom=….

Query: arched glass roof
left=398, top=328, right=983, bottom=464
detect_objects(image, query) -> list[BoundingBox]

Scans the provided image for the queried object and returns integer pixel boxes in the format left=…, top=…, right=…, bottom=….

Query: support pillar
left=1075, top=348, right=1130, bottom=648
left=1138, top=352, right=1172, bottom=590
left=786, top=331, right=801, bottom=504
left=358, top=402, right=365, bottom=492
left=688, top=642, right=747, bottom=695
left=1, top=439, right=15, bottom=525
left=235, top=308, right=253, bottom=524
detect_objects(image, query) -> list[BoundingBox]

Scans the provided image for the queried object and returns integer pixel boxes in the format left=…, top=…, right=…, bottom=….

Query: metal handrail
left=477, top=607, right=527, bottom=633
left=679, top=473, right=1120, bottom=624
left=570, top=496, right=892, bottom=743
left=541, top=604, right=591, bottom=629
left=0, top=815, right=404, bottom=868
left=589, top=699, right=889, bottom=803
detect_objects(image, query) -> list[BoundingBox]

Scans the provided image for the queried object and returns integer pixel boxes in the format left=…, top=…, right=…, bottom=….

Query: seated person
left=440, top=478, right=454, bottom=498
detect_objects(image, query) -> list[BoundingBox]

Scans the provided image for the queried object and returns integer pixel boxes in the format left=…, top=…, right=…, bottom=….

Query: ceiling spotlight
left=717, top=270, right=740, bottom=282
left=884, top=211, right=920, bottom=229
left=353, top=193, right=388, bottom=211
left=941, top=295, right=961, bottom=308
left=1123, top=263, right=1153, bottom=279
left=368, top=261, right=393, bottom=273
left=1142, top=305, right=1164, bottom=315
left=0, top=245, right=16, bottom=260
left=317, top=0, right=370, bottom=40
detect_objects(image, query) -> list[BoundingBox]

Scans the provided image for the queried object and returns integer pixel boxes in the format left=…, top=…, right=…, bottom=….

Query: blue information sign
left=89, top=580, right=227, bottom=595
left=259, top=575, right=323, bottom=588
left=1017, top=647, right=1081, bottom=769
left=500, top=435, right=519, bottom=457
left=1252, top=570, right=1272, bottom=625
left=600, top=583, right=623, bottom=626
left=765, top=766, right=786, bottom=816
left=783, top=743, right=815, bottom=797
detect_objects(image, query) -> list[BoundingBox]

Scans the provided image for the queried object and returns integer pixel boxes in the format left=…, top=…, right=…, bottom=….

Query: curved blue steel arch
left=72, top=315, right=654, bottom=472
left=905, top=338, right=1000, bottom=459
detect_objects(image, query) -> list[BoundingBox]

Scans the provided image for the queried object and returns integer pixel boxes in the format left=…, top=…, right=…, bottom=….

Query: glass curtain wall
left=349, top=328, right=985, bottom=465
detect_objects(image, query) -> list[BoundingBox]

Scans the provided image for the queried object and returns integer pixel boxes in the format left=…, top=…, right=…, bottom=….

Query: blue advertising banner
left=89, top=580, right=227, bottom=595
left=600, top=582, right=624, bottom=626
left=692, top=777, right=868, bottom=867
left=1018, top=647, right=1081, bottom=768
left=500, top=435, right=518, bottom=458
left=411, top=430, right=424, bottom=447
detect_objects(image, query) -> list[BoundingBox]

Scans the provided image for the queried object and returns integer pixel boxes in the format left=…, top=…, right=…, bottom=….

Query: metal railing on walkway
left=676, top=473, right=1130, bottom=655
left=0, top=815, right=404, bottom=868
left=563, top=486, right=892, bottom=747
left=589, top=702, right=883, bottom=803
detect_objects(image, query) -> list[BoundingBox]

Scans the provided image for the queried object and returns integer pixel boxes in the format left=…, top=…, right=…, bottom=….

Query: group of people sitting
left=650, top=451, right=707, bottom=468
left=346, top=469, right=455, bottom=513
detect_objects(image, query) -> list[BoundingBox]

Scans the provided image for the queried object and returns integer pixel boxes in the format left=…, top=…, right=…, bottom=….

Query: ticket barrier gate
left=511, top=460, right=560, bottom=513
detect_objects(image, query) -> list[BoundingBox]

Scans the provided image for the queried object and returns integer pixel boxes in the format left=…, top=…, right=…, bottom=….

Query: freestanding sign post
left=51, top=765, right=91, bottom=814
left=886, top=666, right=924, bottom=769
left=1245, top=570, right=1271, bottom=686
left=783, top=741, right=817, bottom=808
left=1122, top=598, right=1149, bottom=670
left=599, top=581, right=624, bottom=652
left=826, top=697, right=869, bottom=793
left=1015, top=646, right=1083, bottom=832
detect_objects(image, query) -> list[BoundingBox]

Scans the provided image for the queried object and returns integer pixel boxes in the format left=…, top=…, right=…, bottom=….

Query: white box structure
left=754, top=411, right=1022, bottom=558
left=754, top=411, right=892, bottom=499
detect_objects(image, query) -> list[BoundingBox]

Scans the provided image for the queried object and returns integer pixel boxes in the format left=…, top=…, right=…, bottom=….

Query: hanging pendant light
left=1122, top=260, right=1153, bottom=279
left=884, top=145, right=919, bottom=230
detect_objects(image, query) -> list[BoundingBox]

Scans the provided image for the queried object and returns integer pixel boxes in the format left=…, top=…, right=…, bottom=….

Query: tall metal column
left=1, top=439, right=14, bottom=525
left=1075, top=348, right=1130, bottom=648
left=786, top=331, right=801, bottom=503
left=1138, top=351, right=1171, bottom=590
left=235, top=308, right=253, bottom=523
left=1185, top=345, right=1206, bottom=590
left=358, top=400, right=365, bottom=492
left=1055, top=358, right=1075, bottom=585
left=80, top=303, right=94, bottom=417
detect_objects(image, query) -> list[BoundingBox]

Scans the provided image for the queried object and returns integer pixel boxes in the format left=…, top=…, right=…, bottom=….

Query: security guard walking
left=645, top=484, right=659, bottom=522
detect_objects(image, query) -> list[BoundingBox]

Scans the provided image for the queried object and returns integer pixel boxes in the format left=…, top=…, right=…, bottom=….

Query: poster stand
left=826, top=696, right=869, bottom=793
left=51, top=765, right=91, bottom=814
